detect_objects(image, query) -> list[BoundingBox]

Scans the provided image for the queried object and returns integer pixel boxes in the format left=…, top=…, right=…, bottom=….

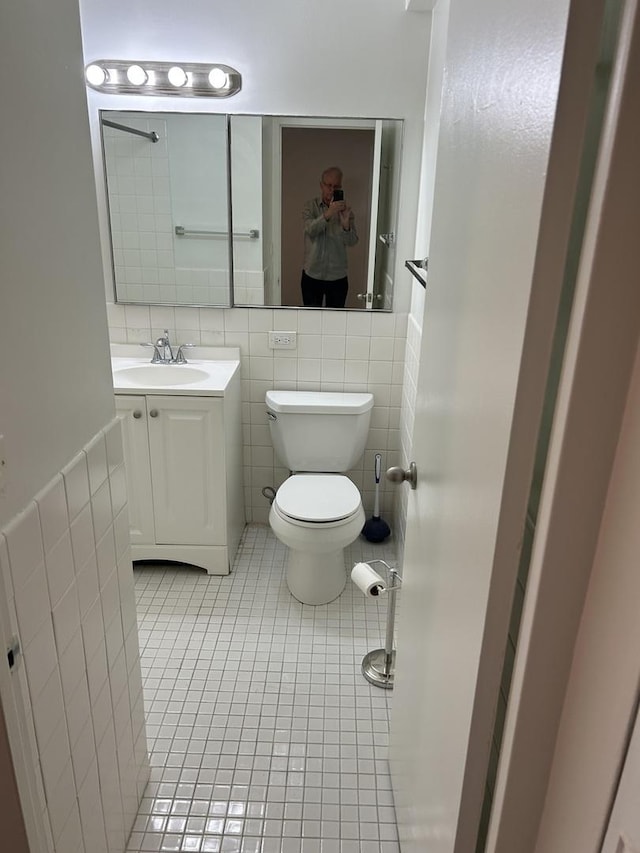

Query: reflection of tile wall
left=232, top=269, right=265, bottom=306
left=103, top=118, right=176, bottom=304
left=0, top=422, right=149, bottom=853
left=173, top=268, right=229, bottom=306
left=107, top=303, right=406, bottom=528
left=103, top=120, right=232, bottom=305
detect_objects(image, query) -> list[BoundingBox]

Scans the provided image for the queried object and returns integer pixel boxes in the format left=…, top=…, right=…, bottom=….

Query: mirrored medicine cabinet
left=100, top=111, right=403, bottom=311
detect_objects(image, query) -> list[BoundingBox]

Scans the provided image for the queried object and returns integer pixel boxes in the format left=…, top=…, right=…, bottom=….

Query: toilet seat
left=274, top=474, right=361, bottom=523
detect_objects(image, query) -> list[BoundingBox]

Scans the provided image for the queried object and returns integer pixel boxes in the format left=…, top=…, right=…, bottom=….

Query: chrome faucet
left=155, top=330, right=174, bottom=363
left=141, top=330, right=194, bottom=364
left=173, top=343, right=194, bottom=364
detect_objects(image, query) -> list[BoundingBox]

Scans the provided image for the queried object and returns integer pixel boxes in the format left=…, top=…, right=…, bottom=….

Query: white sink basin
left=114, top=364, right=210, bottom=387
left=111, top=355, right=240, bottom=396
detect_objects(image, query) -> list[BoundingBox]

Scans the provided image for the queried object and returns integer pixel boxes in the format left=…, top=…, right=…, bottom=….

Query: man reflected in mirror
left=301, top=166, right=358, bottom=308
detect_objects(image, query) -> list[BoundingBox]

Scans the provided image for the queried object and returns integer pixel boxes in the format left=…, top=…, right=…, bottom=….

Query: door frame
left=389, top=0, right=639, bottom=849
left=486, top=0, right=640, bottom=848
left=271, top=115, right=383, bottom=307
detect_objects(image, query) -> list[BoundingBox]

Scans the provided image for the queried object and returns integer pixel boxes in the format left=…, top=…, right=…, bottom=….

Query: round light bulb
left=85, top=64, right=107, bottom=86
left=167, top=66, right=188, bottom=87
left=126, top=64, right=148, bottom=86
left=208, top=67, right=228, bottom=89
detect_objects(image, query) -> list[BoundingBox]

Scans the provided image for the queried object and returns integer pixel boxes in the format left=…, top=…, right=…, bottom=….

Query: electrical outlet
left=268, top=331, right=297, bottom=349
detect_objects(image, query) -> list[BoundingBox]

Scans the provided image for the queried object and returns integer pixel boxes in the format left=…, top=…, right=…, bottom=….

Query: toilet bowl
left=269, top=474, right=365, bottom=605
left=265, top=390, right=374, bottom=606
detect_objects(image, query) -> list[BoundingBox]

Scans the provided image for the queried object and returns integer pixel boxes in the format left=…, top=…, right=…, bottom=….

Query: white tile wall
left=0, top=421, right=150, bottom=853
left=394, top=311, right=423, bottom=563
left=103, top=117, right=176, bottom=306
left=106, top=304, right=406, bottom=529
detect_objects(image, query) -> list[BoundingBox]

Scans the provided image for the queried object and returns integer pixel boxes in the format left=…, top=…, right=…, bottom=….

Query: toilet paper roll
left=351, top=562, right=386, bottom=597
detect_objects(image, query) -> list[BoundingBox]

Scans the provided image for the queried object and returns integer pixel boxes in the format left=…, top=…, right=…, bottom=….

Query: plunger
left=362, top=454, right=391, bottom=542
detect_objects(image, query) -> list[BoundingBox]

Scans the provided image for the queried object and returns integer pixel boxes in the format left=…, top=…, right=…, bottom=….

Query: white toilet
left=266, top=390, right=374, bottom=605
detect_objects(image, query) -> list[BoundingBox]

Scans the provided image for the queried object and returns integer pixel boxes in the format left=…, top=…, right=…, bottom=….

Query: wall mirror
left=100, top=111, right=403, bottom=311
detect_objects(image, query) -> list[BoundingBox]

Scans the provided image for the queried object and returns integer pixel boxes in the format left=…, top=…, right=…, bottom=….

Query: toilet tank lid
left=266, top=390, right=374, bottom=414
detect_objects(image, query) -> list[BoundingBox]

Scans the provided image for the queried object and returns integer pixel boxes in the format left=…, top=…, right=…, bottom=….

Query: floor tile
left=126, top=525, right=399, bottom=852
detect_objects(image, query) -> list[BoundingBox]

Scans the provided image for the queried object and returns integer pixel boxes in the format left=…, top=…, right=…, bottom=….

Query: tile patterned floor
left=126, top=524, right=399, bottom=853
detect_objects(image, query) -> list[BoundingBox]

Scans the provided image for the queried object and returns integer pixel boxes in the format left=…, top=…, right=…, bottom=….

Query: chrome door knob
left=386, top=462, right=417, bottom=489
left=149, top=409, right=159, bottom=418
left=133, top=410, right=142, bottom=419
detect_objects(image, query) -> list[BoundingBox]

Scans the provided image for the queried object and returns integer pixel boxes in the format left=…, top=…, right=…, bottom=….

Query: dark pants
left=301, top=271, right=349, bottom=308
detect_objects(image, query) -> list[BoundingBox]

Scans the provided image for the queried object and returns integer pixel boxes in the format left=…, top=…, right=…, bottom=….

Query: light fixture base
left=85, top=60, right=242, bottom=98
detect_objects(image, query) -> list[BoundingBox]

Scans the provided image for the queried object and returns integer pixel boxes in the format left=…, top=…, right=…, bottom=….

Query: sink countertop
left=112, top=356, right=240, bottom=397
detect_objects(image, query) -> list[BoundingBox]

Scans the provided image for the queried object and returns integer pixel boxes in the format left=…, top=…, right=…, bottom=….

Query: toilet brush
left=362, top=454, right=391, bottom=542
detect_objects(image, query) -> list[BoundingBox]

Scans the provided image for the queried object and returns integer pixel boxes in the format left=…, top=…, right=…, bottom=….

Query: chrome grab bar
left=175, top=225, right=259, bottom=239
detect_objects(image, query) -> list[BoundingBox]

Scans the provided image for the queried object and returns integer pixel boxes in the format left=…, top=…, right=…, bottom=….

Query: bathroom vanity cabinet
left=113, top=358, right=244, bottom=574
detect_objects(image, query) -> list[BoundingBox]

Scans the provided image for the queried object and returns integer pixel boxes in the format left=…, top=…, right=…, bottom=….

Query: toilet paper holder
left=358, top=559, right=402, bottom=689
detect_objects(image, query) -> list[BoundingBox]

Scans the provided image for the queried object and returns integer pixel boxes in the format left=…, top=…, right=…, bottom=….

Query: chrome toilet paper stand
left=360, top=560, right=402, bottom=689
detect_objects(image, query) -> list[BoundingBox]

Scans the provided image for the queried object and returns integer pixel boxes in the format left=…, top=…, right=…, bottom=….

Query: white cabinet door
left=115, top=395, right=155, bottom=545
left=147, top=396, right=226, bottom=546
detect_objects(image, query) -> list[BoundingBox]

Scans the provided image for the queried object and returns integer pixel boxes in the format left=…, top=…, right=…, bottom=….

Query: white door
left=147, top=396, right=226, bottom=546
left=388, top=0, right=574, bottom=849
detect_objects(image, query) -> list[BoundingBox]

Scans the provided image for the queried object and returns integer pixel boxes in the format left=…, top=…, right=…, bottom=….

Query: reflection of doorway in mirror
left=281, top=127, right=374, bottom=309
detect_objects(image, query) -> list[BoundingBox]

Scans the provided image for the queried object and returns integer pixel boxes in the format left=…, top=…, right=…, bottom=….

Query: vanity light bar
left=84, top=60, right=242, bottom=98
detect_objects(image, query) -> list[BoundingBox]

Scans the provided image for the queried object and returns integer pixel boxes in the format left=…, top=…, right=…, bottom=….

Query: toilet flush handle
left=267, top=411, right=277, bottom=421
left=386, top=462, right=418, bottom=490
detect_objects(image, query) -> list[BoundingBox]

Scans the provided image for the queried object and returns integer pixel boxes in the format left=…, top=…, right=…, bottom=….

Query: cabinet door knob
left=149, top=409, right=159, bottom=418
left=133, top=410, right=142, bottom=419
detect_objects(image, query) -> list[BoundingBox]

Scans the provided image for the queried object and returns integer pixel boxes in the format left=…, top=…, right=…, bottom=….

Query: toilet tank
left=265, top=390, right=374, bottom=472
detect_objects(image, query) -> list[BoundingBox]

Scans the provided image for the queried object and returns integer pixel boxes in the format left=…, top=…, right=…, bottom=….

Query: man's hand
left=324, top=200, right=346, bottom=220
left=339, top=206, right=352, bottom=230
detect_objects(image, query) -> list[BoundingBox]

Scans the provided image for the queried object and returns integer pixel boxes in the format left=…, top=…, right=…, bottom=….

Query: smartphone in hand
left=333, top=189, right=344, bottom=202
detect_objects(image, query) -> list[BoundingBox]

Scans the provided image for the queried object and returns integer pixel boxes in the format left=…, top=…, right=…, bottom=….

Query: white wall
left=0, top=0, right=114, bottom=527
left=0, top=0, right=426, bottom=848
left=0, top=426, right=150, bottom=853
left=78, top=0, right=433, bottom=527
left=108, top=304, right=407, bottom=525
left=0, top=1, right=150, bottom=850
left=79, top=0, right=429, bottom=116
left=79, top=0, right=431, bottom=316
